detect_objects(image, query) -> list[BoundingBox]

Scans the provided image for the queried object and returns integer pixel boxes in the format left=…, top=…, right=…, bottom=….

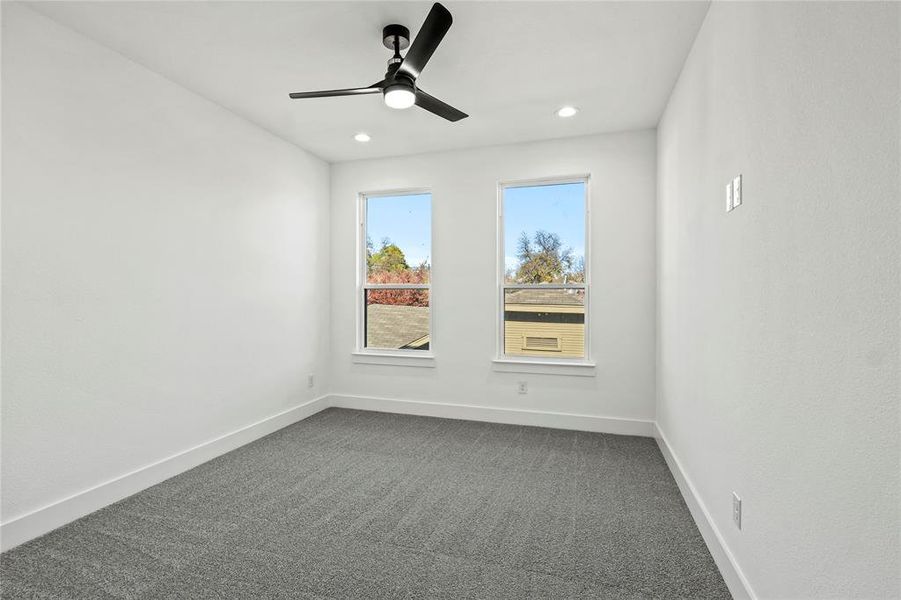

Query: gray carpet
left=0, top=408, right=731, bottom=599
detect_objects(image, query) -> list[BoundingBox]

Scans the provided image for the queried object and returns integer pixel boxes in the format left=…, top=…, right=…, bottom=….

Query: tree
left=568, top=256, right=585, bottom=284
left=367, top=266, right=429, bottom=306
left=513, top=230, right=582, bottom=283
left=368, top=237, right=409, bottom=274
left=365, top=237, right=429, bottom=306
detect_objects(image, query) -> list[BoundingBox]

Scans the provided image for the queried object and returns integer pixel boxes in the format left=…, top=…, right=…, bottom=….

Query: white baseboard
left=329, top=394, right=655, bottom=437
left=0, top=395, right=330, bottom=552
left=654, top=424, right=756, bottom=600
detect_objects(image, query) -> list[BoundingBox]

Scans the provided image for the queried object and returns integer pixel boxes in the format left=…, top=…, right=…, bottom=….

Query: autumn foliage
left=366, top=238, right=430, bottom=307
left=367, top=268, right=429, bottom=307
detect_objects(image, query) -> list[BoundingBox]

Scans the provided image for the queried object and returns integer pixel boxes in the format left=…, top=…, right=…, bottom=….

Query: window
left=499, top=178, right=588, bottom=361
left=358, top=191, right=431, bottom=354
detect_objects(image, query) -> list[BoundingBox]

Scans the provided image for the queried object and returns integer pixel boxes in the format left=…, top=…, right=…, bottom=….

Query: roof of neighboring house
left=505, top=288, right=584, bottom=306
left=366, top=304, right=430, bottom=349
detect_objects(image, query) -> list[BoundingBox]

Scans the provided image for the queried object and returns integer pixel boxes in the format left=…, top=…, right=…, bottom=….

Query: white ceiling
left=31, top=1, right=709, bottom=163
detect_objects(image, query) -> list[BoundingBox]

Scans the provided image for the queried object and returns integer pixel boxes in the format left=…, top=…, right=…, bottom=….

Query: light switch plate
left=733, top=175, right=742, bottom=208
left=726, top=181, right=734, bottom=212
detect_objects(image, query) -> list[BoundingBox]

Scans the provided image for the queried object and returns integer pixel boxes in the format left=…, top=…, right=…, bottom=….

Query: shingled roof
left=366, top=304, right=430, bottom=349
left=505, top=288, right=584, bottom=306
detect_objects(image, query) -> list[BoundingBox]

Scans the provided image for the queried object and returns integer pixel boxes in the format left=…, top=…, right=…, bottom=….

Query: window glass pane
left=503, top=182, right=585, bottom=285
left=504, top=288, right=584, bottom=358
left=365, top=289, right=430, bottom=350
left=366, top=193, right=431, bottom=284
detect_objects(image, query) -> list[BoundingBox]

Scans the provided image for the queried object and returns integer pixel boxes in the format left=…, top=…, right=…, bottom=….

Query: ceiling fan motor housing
left=384, top=77, right=415, bottom=95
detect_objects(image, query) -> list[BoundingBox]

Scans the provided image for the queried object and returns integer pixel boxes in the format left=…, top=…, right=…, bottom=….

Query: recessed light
left=556, top=106, right=579, bottom=118
left=354, top=132, right=371, bottom=142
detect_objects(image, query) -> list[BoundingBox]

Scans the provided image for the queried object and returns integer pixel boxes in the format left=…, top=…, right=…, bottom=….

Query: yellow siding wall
left=504, top=320, right=585, bottom=358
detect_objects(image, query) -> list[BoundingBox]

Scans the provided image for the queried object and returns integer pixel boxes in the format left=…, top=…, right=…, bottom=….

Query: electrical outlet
left=733, top=174, right=742, bottom=208
left=307, top=374, right=315, bottom=388
left=726, top=180, right=734, bottom=212
left=732, top=492, right=742, bottom=530
left=517, top=381, right=528, bottom=395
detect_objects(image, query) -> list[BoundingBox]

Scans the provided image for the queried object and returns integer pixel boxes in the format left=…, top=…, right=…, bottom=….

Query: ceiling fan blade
left=289, top=84, right=382, bottom=100
left=396, top=3, right=452, bottom=81
left=415, top=88, right=468, bottom=122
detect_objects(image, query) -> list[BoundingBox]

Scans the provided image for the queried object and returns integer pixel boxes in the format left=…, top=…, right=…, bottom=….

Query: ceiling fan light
left=384, top=85, right=416, bottom=110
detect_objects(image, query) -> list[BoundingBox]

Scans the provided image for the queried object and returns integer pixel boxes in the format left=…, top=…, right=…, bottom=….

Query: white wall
left=330, top=131, right=657, bottom=424
left=657, top=3, right=900, bottom=599
left=1, top=3, right=330, bottom=528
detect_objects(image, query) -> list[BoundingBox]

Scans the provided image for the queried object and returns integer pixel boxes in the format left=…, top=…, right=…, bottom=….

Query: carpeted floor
left=0, top=408, right=731, bottom=599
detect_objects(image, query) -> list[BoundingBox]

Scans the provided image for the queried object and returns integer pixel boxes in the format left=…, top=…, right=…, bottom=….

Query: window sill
left=491, top=358, right=596, bottom=377
left=352, top=351, right=436, bottom=368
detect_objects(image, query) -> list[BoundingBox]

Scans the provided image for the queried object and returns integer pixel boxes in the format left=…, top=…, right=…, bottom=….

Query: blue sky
left=365, top=183, right=585, bottom=270
left=504, top=182, right=585, bottom=273
left=366, top=193, right=432, bottom=266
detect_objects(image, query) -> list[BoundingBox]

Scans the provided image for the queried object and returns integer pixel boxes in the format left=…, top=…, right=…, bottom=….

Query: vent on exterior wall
left=523, top=336, right=562, bottom=351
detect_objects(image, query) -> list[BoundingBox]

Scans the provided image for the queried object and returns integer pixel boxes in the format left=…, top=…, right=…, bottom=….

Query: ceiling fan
left=288, top=3, right=467, bottom=122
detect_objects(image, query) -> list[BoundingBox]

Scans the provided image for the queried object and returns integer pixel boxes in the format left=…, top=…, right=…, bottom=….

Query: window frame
left=496, top=175, right=592, bottom=366
left=356, top=188, right=434, bottom=359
